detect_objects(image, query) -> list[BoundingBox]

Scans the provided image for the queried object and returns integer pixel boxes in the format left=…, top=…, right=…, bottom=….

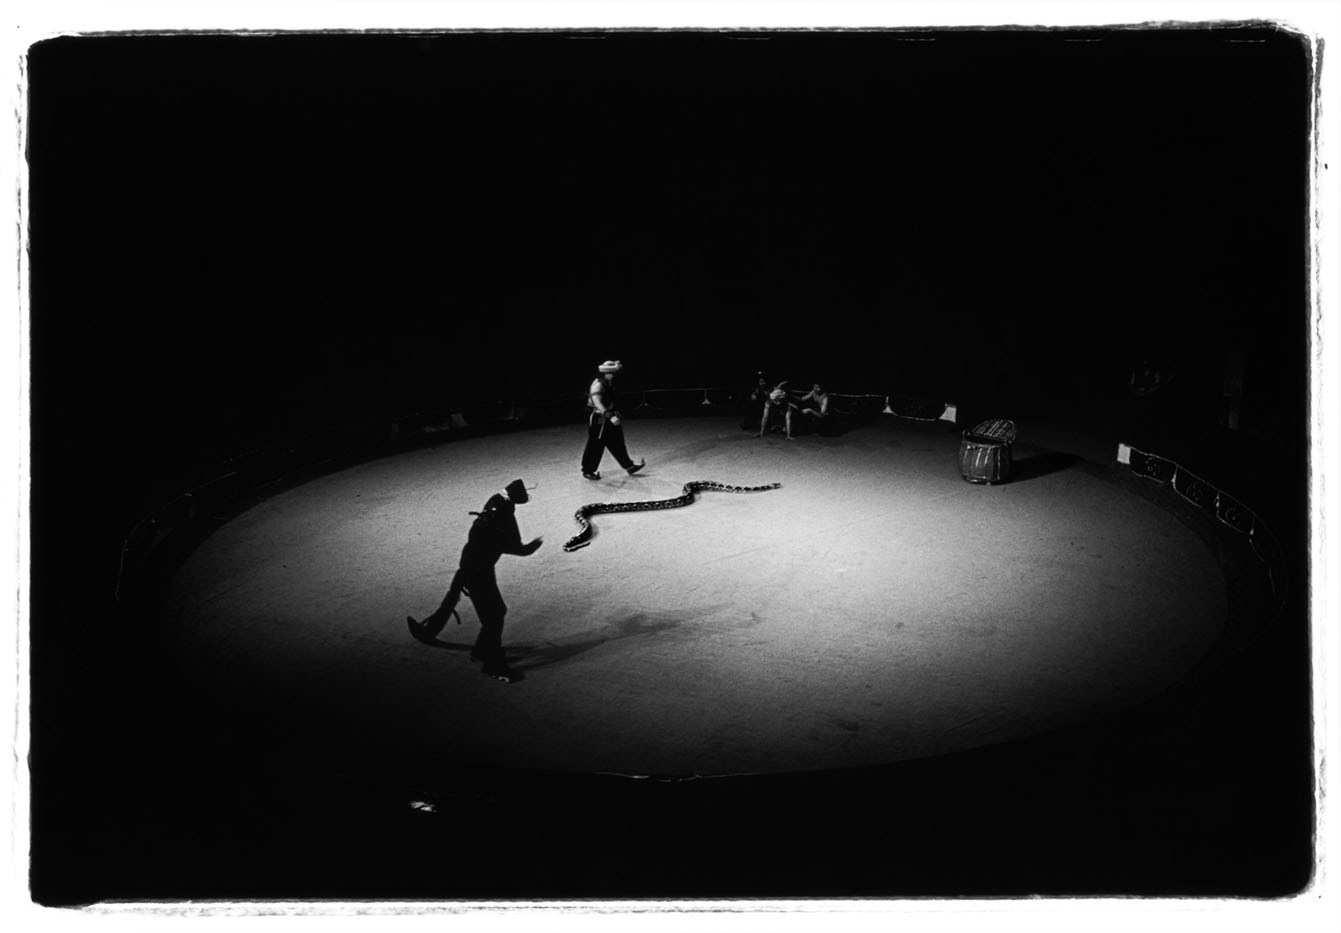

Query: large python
left=563, top=480, right=782, bottom=552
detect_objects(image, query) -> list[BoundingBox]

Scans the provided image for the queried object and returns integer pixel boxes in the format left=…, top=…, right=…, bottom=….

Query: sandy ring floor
left=159, top=417, right=1228, bottom=779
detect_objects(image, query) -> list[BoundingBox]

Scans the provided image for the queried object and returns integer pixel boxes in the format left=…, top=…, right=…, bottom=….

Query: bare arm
left=591, top=380, right=623, bottom=425
left=589, top=380, right=610, bottom=414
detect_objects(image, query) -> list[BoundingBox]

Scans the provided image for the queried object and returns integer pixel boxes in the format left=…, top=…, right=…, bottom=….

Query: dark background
left=26, top=28, right=1315, bottom=903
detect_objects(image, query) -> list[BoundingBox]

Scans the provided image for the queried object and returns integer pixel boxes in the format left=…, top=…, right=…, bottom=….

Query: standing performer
left=407, top=478, right=542, bottom=684
left=581, top=359, right=646, bottom=481
left=740, top=370, right=770, bottom=430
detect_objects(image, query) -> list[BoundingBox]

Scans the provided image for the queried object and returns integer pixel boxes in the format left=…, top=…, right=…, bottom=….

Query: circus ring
left=146, top=401, right=1283, bottom=793
left=85, top=387, right=1304, bottom=901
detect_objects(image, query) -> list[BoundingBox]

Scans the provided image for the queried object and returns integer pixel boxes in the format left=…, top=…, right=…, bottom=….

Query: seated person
left=787, top=382, right=831, bottom=438
left=754, top=381, right=792, bottom=437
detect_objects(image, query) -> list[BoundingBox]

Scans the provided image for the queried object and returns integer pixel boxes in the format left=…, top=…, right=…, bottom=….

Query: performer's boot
left=407, top=614, right=446, bottom=644
left=475, top=640, right=518, bottom=682
left=626, top=458, right=645, bottom=476
left=481, top=661, right=521, bottom=684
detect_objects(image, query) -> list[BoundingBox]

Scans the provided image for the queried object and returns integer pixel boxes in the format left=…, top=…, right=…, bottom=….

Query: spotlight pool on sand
left=158, top=417, right=1240, bottom=782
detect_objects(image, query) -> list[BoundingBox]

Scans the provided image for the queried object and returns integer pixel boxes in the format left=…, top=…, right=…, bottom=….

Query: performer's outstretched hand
left=523, top=537, right=544, bottom=555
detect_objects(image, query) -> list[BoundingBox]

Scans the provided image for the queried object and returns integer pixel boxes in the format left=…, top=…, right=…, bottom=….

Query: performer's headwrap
left=598, top=360, right=623, bottom=374
left=504, top=478, right=529, bottom=504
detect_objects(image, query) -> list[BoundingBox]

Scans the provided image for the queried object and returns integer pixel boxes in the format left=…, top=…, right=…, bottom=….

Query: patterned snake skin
left=563, top=480, right=782, bottom=552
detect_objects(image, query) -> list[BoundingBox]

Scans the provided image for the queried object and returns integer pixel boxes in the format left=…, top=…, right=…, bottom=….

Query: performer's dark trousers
left=424, top=568, right=508, bottom=667
left=581, top=413, right=634, bottom=474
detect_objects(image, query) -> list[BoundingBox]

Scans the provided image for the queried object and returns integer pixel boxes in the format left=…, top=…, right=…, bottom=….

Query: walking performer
left=581, top=359, right=646, bottom=481
left=407, top=478, right=542, bottom=684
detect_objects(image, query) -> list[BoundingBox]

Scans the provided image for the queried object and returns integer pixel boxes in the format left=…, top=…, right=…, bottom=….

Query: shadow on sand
left=1008, top=450, right=1080, bottom=483
left=411, top=610, right=704, bottom=676
left=508, top=611, right=698, bottom=673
